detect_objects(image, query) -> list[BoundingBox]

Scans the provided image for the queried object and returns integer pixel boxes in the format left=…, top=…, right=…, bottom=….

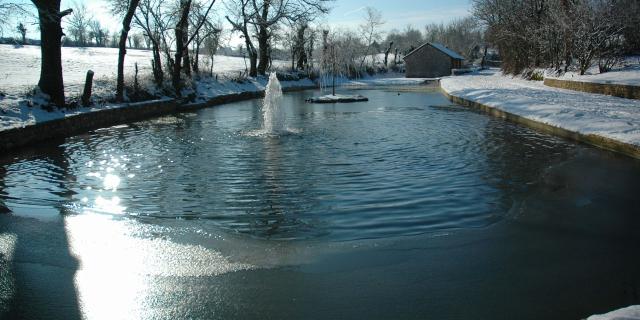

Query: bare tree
left=16, top=22, right=26, bottom=44
left=189, top=4, right=221, bottom=75
left=358, top=7, right=384, bottom=71
left=89, top=19, right=108, bottom=46
left=570, top=0, right=624, bottom=74
left=172, top=0, right=217, bottom=95
left=112, top=0, right=169, bottom=85
left=131, top=33, right=142, bottom=48
left=225, top=0, right=258, bottom=76
left=385, top=26, right=422, bottom=57
left=250, top=0, right=330, bottom=75
left=383, top=41, right=393, bottom=67
left=0, top=1, right=28, bottom=35
left=473, top=0, right=630, bottom=75
left=424, top=17, right=483, bottom=61
left=293, top=20, right=308, bottom=70
left=115, top=0, right=140, bottom=102
left=67, top=2, right=90, bottom=47
left=202, top=27, right=221, bottom=75
left=31, top=0, right=73, bottom=107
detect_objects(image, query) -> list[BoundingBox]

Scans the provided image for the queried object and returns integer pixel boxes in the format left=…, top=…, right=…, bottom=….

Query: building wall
left=405, top=45, right=453, bottom=78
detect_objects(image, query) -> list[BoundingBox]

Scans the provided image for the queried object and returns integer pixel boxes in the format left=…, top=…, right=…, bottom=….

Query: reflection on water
left=66, top=214, right=253, bottom=320
left=1, top=88, right=640, bottom=319
left=0, top=89, right=634, bottom=241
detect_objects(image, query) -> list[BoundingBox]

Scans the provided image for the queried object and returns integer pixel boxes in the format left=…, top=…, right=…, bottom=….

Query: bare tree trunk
left=295, top=24, right=307, bottom=70
left=248, top=51, right=257, bottom=76
left=257, top=27, right=269, bottom=75
left=394, top=48, right=398, bottom=65
left=116, top=0, right=140, bottom=102
left=173, top=0, right=191, bottom=96
left=480, top=46, right=487, bottom=69
left=384, top=41, right=393, bottom=67
left=243, top=37, right=257, bottom=77
left=32, top=0, right=72, bottom=107
left=192, top=38, right=200, bottom=75
left=182, top=23, right=191, bottom=77
left=256, top=0, right=270, bottom=75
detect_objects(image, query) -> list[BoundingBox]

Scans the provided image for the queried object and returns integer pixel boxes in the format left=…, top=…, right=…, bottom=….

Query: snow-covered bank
left=587, top=305, right=640, bottom=320
left=547, top=57, right=640, bottom=86
left=342, top=77, right=436, bottom=87
left=0, top=44, right=288, bottom=96
left=440, top=69, right=640, bottom=149
left=0, top=44, right=300, bottom=132
left=0, top=76, right=314, bottom=132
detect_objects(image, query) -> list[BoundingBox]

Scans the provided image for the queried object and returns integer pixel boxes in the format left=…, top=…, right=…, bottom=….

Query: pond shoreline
left=0, top=84, right=317, bottom=153
left=4, top=72, right=640, bottom=161
left=439, top=86, right=640, bottom=159
left=440, top=69, right=640, bottom=160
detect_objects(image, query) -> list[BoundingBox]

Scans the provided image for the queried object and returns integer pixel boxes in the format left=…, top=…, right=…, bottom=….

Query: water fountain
left=262, top=73, right=285, bottom=134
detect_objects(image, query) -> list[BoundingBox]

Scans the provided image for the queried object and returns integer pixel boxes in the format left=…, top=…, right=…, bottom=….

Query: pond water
left=1, top=88, right=640, bottom=319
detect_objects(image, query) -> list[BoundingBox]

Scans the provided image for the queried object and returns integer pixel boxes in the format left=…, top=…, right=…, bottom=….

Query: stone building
left=403, top=42, right=464, bottom=78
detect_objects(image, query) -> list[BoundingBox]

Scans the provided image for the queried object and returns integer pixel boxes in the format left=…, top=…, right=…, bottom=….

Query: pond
left=1, top=88, right=639, bottom=319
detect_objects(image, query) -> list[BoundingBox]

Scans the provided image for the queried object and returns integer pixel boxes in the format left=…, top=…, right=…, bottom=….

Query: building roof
left=403, top=42, right=465, bottom=60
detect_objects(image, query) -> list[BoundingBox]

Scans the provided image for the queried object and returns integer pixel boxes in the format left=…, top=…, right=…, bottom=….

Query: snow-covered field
left=586, top=305, right=640, bottom=320
left=0, top=76, right=313, bottom=131
left=0, top=44, right=301, bottom=131
left=547, top=56, right=640, bottom=86
left=441, top=69, right=640, bottom=147
left=0, top=44, right=287, bottom=96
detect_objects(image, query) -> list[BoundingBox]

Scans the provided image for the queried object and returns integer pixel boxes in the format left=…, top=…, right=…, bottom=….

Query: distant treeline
left=473, top=0, right=640, bottom=75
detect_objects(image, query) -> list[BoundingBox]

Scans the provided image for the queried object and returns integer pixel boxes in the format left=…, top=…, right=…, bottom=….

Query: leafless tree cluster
left=16, top=22, right=26, bottom=44
left=0, top=1, right=29, bottom=36
left=320, top=28, right=367, bottom=78
left=225, top=0, right=330, bottom=77
left=424, top=17, right=484, bottom=62
left=385, top=26, right=423, bottom=57
left=473, top=0, right=640, bottom=75
left=65, top=3, right=111, bottom=47
left=111, top=0, right=221, bottom=96
left=357, top=7, right=384, bottom=70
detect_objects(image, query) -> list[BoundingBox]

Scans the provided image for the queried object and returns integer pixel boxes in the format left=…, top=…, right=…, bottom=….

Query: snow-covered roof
left=404, top=42, right=465, bottom=60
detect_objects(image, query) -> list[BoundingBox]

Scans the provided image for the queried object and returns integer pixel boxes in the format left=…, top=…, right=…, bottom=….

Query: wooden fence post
left=81, top=70, right=94, bottom=106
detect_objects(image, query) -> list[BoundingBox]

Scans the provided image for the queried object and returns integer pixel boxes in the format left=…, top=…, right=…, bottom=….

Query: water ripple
left=0, top=89, right=578, bottom=240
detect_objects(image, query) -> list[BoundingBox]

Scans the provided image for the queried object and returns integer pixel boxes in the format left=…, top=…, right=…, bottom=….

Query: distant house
left=403, top=42, right=464, bottom=78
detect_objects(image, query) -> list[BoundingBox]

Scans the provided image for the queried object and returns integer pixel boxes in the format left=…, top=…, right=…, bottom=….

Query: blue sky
left=11, top=0, right=473, bottom=43
left=325, top=0, right=472, bottom=30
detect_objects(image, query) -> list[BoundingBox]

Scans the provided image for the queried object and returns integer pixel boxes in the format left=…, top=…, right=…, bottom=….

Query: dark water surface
left=1, top=88, right=640, bottom=319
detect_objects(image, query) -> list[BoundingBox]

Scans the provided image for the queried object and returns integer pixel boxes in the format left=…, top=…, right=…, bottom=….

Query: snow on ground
left=0, top=44, right=287, bottom=96
left=192, top=76, right=315, bottom=103
left=441, top=68, right=640, bottom=147
left=0, top=44, right=299, bottom=132
left=315, top=72, right=433, bottom=89
left=305, top=94, right=368, bottom=103
left=547, top=56, right=640, bottom=86
left=0, top=76, right=314, bottom=131
left=586, top=305, right=640, bottom=320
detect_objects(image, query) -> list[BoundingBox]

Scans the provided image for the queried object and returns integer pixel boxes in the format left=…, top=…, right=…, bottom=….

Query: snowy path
left=440, top=69, right=640, bottom=148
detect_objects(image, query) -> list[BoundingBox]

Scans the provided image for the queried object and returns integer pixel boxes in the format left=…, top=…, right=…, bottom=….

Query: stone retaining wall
left=544, top=78, right=640, bottom=100
left=0, top=84, right=317, bottom=153
left=440, top=86, right=640, bottom=160
left=0, top=98, right=177, bottom=152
